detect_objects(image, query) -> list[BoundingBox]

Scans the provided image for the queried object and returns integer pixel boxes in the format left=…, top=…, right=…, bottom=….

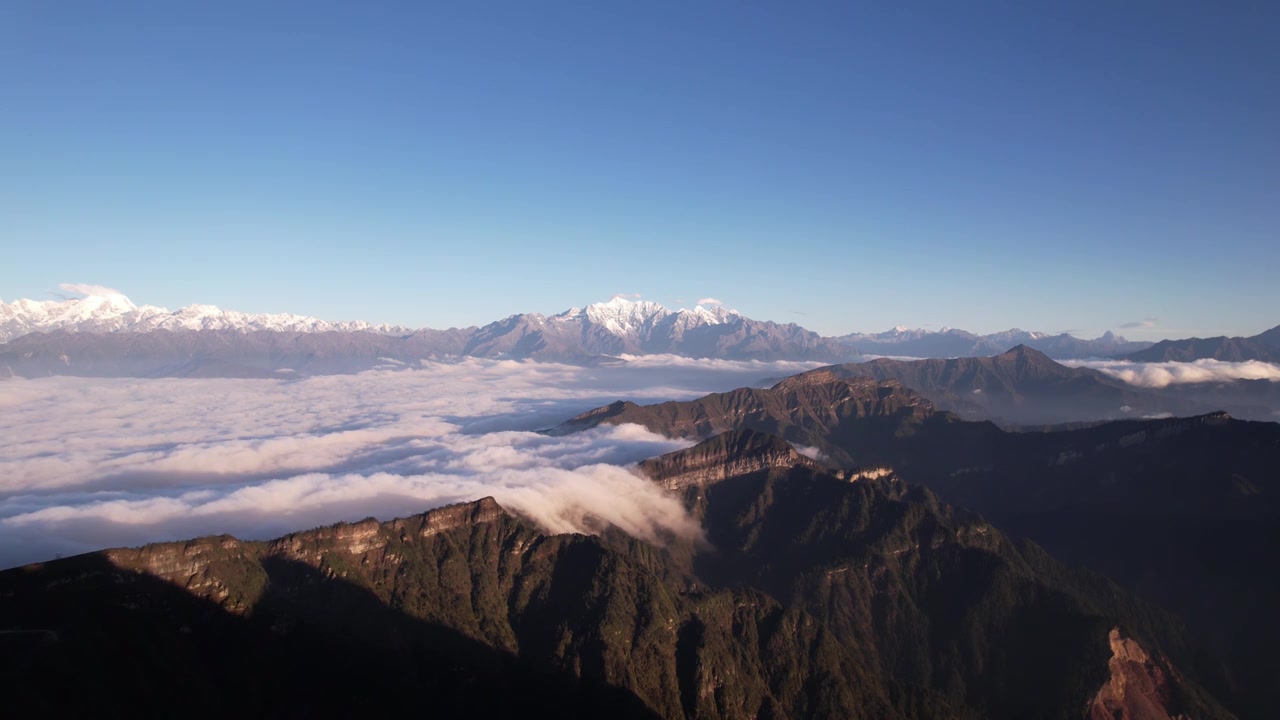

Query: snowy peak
left=63, top=292, right=139, bottom=318
left=0, top=293, right=152, bottom=340
left=685, top=304, right=741, bottom=324
left=582, top=297, right=671, bottom=335
left=459, top=296, right=842, bottom=362
left=3, top=292, right=139, bottom=323
left=575, top=297, right=743, bottom=337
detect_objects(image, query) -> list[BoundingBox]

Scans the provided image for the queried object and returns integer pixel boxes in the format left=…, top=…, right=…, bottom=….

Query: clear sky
left=2, top=2, right=1277, bottom=340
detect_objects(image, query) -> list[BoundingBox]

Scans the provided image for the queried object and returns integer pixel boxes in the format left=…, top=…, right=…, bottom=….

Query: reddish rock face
left=1088, top=627, right=1185, bottom=720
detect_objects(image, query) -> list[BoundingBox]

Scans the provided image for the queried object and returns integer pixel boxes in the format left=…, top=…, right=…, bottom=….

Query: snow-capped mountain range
left=0, top=291, right=410, bottom=342
left=456, top=296, right=829, bottom=361
left=0, top=289, right=1153, bottom=378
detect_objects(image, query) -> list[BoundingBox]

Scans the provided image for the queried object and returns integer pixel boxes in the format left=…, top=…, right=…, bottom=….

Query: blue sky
left=2, top=2, right=1277, bottom=340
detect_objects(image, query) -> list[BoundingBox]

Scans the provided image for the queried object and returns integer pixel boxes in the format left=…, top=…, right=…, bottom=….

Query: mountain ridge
left=0, top=445, right=1238, bottom=719
left=837, top=326, right=1152, bottom=359
left=809, top=345, right=1212, bottom=425
left=1, top=292, right=1167, bottom=372
left=551, top=388, right=1280, bottom=716
left=1117, top=325, right=1280, bottom=363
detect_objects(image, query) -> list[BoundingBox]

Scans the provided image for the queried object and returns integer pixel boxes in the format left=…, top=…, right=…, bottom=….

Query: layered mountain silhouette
left=546, top=346, right=1222, bottom=434
left=837, top=326, right=1150, bottom=359
left=1116, top=324, right=1280, bottom=363
left=555, top=382, right=1280, bottom=717
left=0, top=434, right=1239, bottom=718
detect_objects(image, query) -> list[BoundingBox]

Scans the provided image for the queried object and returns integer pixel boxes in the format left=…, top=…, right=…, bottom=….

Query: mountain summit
left=463, top=296, right=838, bottom=362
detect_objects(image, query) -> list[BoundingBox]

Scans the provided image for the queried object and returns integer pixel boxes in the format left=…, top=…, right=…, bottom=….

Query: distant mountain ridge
left=545, top=345, right=1243, bottom=428
left=1117, top=324, right=1280, bottom=363
left=836, top=325, right=1151, bottom=359
left=811, top=345, right=1212, bottom=424
left=1, top=291, right=1165, bottom=376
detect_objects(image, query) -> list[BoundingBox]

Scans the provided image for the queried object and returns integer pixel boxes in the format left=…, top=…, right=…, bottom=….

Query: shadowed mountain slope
left=547, top=371, right=960, bottom=467
left=545, top=346, right=1246, bottom=431
left=1, top=498, right=904, bottom=719
left=639, top=430, right=1233, bottom=719
left=554, top=380, right=1280, bottom=717
left=0, top=440, right=1241, bottom=718
left=811, top=345, right=1212, bottom=425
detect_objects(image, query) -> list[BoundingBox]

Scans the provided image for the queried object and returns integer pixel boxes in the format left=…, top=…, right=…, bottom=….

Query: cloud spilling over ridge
left=1065, top=358, right=1280, bottom=388
left=792, top=444, right=826, bottom=462
left=0, top=357, right=801, bottom=568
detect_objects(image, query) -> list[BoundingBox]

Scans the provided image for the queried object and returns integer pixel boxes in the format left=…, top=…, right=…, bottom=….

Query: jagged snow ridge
left=0, top=292, right=412, bottom=343
left=551, top=296, right=742, bottom=334
left=0, top=292, right=746, bottom=345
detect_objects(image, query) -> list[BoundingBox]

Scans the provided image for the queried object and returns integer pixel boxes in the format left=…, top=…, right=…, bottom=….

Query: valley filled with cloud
left=5, top=355, right=1278, bottom=569
left=0, top=358, right=822, bottom=569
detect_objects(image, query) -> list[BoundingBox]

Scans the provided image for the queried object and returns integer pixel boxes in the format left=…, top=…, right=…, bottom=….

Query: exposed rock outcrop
left=1088, top=627, right=1188, bottom=720
left=636, top=429, right=821, bottom=489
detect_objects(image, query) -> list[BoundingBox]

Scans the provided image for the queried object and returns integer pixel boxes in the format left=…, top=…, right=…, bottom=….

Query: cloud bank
left=1066, top=358, right=1280, bottom=388
left=0, top=357, right=804, bottom=569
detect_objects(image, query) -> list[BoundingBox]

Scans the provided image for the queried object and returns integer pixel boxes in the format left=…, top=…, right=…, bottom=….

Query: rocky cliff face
left=636, top=429, right=821, bottom=490
left=1088, top=628, right=1188, bottom=720
left=0, top=496, right=902, bottom=719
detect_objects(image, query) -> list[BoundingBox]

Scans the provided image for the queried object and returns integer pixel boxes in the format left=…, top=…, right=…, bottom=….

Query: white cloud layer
left=1065, top=358, right=1280, bottom=388
left=58, top=282, right=126, bottom=298
left=792, top=444, right=826, bottom=462
left=0, top=357, right=801, bottom=569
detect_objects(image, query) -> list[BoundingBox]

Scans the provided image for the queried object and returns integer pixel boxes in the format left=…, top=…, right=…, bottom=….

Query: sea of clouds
left=1064, top=358, right=1280, bottom=388
left=7, top=354, right=1278, bottom=568
left=0, top=357, right=824, bottom=569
